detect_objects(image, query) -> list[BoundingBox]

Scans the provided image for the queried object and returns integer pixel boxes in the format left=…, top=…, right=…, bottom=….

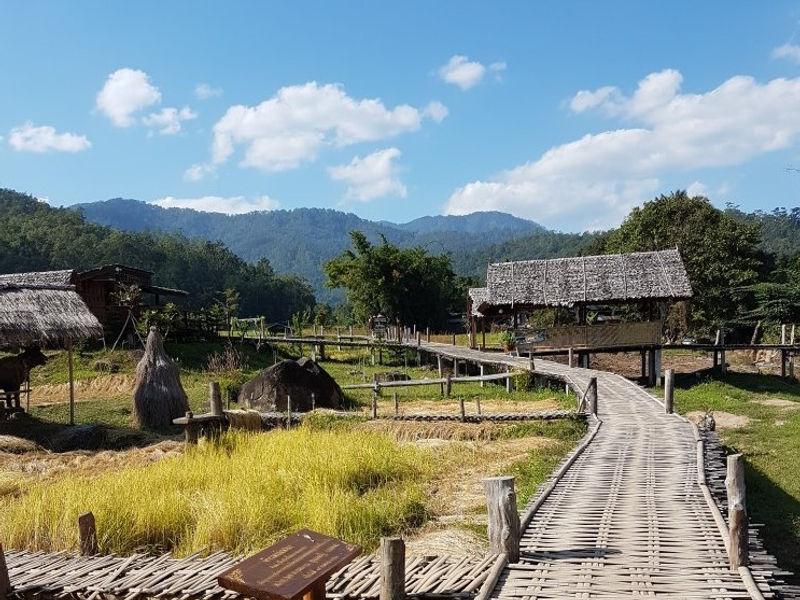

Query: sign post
left=218, top=529, right=361, bottom=600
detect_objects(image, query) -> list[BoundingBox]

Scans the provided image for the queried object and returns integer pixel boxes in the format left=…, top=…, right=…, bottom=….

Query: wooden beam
left=67, top=337, right=75, bottom=426
left=483, top=476, right=520, bottom=562
left=379, top=537, right=405, bottom=600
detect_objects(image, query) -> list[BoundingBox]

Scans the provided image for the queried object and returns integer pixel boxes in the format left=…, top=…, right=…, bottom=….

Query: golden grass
left=0, top=428, right=431, bottom=556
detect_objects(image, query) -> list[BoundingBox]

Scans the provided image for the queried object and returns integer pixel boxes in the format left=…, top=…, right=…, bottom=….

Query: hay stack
left=133, top=327, right=188, bottom=429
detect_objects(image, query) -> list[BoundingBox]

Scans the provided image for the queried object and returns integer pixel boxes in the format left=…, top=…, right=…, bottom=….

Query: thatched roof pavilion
left=0, top=284, right=103, bottom=348
left=475, top=249, right=692, bottom=315
left=0, top=283, right=103, bottom=423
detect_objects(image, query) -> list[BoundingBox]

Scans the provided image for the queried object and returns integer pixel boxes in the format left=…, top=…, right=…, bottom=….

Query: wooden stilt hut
left=0, top=283, right=103, bottom=423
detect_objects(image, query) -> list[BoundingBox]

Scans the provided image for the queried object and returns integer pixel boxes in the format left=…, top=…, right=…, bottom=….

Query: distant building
left=0, top=264, right=188, bottom=334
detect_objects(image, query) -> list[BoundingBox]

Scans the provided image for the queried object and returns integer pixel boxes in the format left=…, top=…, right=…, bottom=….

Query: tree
left=325, top=231, right=466, bottom=328
left=602, top=191, right=762, bottom=331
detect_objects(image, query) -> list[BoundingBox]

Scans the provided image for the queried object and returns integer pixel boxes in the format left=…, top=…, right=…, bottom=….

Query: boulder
left=238, top=358, right=344, bottom=412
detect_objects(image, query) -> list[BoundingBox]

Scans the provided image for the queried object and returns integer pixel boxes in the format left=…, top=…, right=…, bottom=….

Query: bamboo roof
left=481, top=249, right=692, bottom=311
left=0, top=283, right=103, bottom=348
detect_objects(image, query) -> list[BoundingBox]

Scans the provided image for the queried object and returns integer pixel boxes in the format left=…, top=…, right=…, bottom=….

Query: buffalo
left=0, top=347, right=48, bottom=408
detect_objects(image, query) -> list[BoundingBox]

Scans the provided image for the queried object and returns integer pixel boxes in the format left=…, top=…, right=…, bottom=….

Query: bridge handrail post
left=664, top=368, right=674, bottom=414
left=380, top=537, right=406, bottom=600
left=726, top=453, right=748, bottom=569
left=587, top=377, right=598, bottom=415
left=483, top=476, right=520, bottom=562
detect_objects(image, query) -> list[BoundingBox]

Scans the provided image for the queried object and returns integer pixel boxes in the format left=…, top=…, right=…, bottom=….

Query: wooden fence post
left=452, top=333, right=456, bottom=346
left=426, top=327, right=430, bottom=343
left=416, top=331, right=421, bottom=347
left=185, top=411, right=198, bottom=445
left=483, top=476, right=520, bottom=562
left=664, top=368, right=674, bottom=414
left=587, top=377, right=598, bottom=415
left=372, top=386, right=379, bottom=419
left=726, top=453, right=748, bottom=569
left=380, top=537, right=405, bottom=600
left=78, top=511, right=98, bottom=555
left=445, top=373, right=452, bottom=398
left=475, top=397, right=482, bottom=415
left=568, top=348, right=575, bottom=368
left=0, top=543, right=10, bottom=600
left=394, top=391, right=399, bottom=416
left=459, top=397, right=466, bottom=422
left=479, top=364, right=486, bottom=388
left=505, top=367, right=512, bottom=393
left=720, top=348, right=727, bottom=375
left=209, top=382, right=223, bottom=417
left=437, top=355, right=443, bottom=378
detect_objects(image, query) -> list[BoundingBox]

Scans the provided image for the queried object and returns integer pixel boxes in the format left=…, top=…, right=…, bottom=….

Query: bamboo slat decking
left=413, top=341, right=763, bottom=599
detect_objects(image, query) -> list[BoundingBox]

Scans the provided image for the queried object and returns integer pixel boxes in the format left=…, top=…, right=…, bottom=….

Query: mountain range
left=75, top=199, right=593, bottom=303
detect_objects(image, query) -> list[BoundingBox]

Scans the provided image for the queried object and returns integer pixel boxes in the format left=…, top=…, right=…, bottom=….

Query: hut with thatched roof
left=467, top=249, right=693, bottom=379
left=0, top=283, right=103, bottom=421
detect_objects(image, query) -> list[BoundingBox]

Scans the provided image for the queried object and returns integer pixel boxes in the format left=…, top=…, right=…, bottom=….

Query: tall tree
left=325, top=231, right=467, bottom=328
left=603, top=191, right=762, bottom=330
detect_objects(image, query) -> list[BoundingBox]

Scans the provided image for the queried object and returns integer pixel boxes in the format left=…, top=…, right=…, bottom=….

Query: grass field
left=662, top=371, right=800, bottom=578
left=0, top=339, right=583, bottom=556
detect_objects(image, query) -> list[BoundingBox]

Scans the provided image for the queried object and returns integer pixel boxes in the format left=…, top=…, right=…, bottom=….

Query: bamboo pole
left=726, top=453, right=748, bottom=569
left=67, top=337, right=75, bottom=426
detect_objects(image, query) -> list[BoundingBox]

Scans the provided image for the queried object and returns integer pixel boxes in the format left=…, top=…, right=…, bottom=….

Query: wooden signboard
left=218, top=529, right=361, bottom=600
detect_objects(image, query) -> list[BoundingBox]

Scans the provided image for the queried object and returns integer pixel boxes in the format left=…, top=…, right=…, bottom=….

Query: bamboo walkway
left=416, top=341, right=763, bottom=599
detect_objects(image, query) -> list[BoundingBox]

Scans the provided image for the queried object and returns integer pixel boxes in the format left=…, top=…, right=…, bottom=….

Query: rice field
left=0, top=427, right=431, bottom=556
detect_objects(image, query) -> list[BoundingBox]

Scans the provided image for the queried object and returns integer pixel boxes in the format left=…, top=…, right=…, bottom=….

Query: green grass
left=661, top=372, right=800, bottom=578
left=0, top=426, right=431, bottom=556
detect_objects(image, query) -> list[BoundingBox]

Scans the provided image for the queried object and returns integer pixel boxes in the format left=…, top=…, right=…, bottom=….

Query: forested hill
left=75, top=199, right=571, bottom=302
left=0, top=189, right=315, bottom=320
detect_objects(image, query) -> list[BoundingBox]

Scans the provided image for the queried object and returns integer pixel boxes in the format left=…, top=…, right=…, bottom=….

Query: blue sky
left=2, top=1, right=800, bottom=231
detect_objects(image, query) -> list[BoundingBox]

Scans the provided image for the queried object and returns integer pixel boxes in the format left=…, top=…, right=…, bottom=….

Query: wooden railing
left=518, top=321, right=662, bottom=351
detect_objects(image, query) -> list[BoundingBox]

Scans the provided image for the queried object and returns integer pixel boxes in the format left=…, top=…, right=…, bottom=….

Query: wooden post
left=372, top=387, right=379, bottom=419
left=483, top=476, right=520, bottom=562
left=640, top=350, right=647, bottom=379
left=654, top=349, right=662, bottom=387
left=792, top=324, right=796, bottom=345
left=209, top=382, right=223, bottom=416
left=664, top=368, right=674, bottom=414
left=568, top=348, right=575, bottom=368
left=715, top=329, right=721, bottom=346
left=437, top=355, right=443, bottom=378
left=481, top=319, right=486, bottom=350
left=726, top=453, right=748, bottom=569
left=379, top=537, right=405, bottom=600
left=476, top=396, right=482, bottom=415
left=286, top=396, right=292, bottom=429
left=648, top=349, right=656, bottom=387
left=319, top=343, right=326, bottom=361
left=453, top=359, right=459, bottom=377
left=185, top=411, right=197, bottom=445
left=426, top=327, right=430, bottom=343
left=0, top=543, right=10, bottom=600
left=445, top=373, right=452, bottom=398
left=480, top=364, right=486, bottom=388
left=505, top=367, right=512, bottom=393
left=416, top=331, right=421, bottom=347
left=349, top=325, right=354, bottom=339
left=451, top=332, right=456, bottom=346
left=587, top=377, right=598, bottom=415
left=78, top=511, right=98, bottom=555
left=459, top=397, right=466, bottom=422
left=394, top=391, right=399, bottom=415
left=67, top=337, right=75, bottom=426
left=720, top=348, right=727, bottom=375
left=782, top=324, right=787, bottom=345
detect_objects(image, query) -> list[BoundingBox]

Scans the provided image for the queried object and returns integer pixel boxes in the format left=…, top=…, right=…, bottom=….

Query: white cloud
left=195, top=83, right=223, bottom=99
left=570, top=86, right=621, bottom=113
left=773, top=43, right=800, bottom=64
left=328, top=147, right=406, bottom=201
left=183, top=162, right=216, bottom=182
left=446, top=69, right=800, bottom=230
left=686, top=181, right=707, bottom=197
left=152, top=195, right=280, bottom=214
left=8, top=122, right=91, bottom=153
left=96, top=68, right=161, bottom=127
left=209, top=82, right=437, bottom=173
left=423, top=100, right=449, bottom=123
left=142, top=106, right=198, bottom=135
left=438, top=55, right=486, bottom=90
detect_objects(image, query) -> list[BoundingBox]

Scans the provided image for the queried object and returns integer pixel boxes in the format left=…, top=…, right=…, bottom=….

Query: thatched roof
left=0, top=284, right=103, bottom=348
left=481, top=249, right=692, bottom=311
left=468, top=287, right=488, bottom=316
left=0, top=270, right=74, bottom=286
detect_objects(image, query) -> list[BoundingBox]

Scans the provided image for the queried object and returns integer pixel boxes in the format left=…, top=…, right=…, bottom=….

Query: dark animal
left=0, top=347, right=48, bottom=408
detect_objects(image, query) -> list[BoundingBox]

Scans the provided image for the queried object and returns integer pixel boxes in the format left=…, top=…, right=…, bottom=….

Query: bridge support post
left=380, top=537, right=406, bottom=600
left=483, top=476, right=520, bottom=562
left=480, top=364, right=486, bottom=388
left=587, top=377, right=598, bottom=415
left=664, top=368, right=674, bottom=413
left=726, top=454, right=749, bottom=569
left=648, top=350, right=657, bottom=387
left=505, top=367, right=512, bottom=393
left=568, top=348, right=575, bottom=368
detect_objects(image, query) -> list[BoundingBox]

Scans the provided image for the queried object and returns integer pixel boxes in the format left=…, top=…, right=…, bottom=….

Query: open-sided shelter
left=0, top=283, right=103, bottom=422
left=468, top=249, right=693, bottom=353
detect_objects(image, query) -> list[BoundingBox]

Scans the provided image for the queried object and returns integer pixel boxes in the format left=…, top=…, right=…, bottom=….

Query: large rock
left=238, top=358, right=344, bottom=412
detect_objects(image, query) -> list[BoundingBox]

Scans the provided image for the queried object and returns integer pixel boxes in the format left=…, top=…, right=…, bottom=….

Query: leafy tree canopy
left=325, top=231, right=469, bottom=328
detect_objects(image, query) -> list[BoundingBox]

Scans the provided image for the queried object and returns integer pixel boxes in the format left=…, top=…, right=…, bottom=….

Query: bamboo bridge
left=2, top=339, right=797, bottom=600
